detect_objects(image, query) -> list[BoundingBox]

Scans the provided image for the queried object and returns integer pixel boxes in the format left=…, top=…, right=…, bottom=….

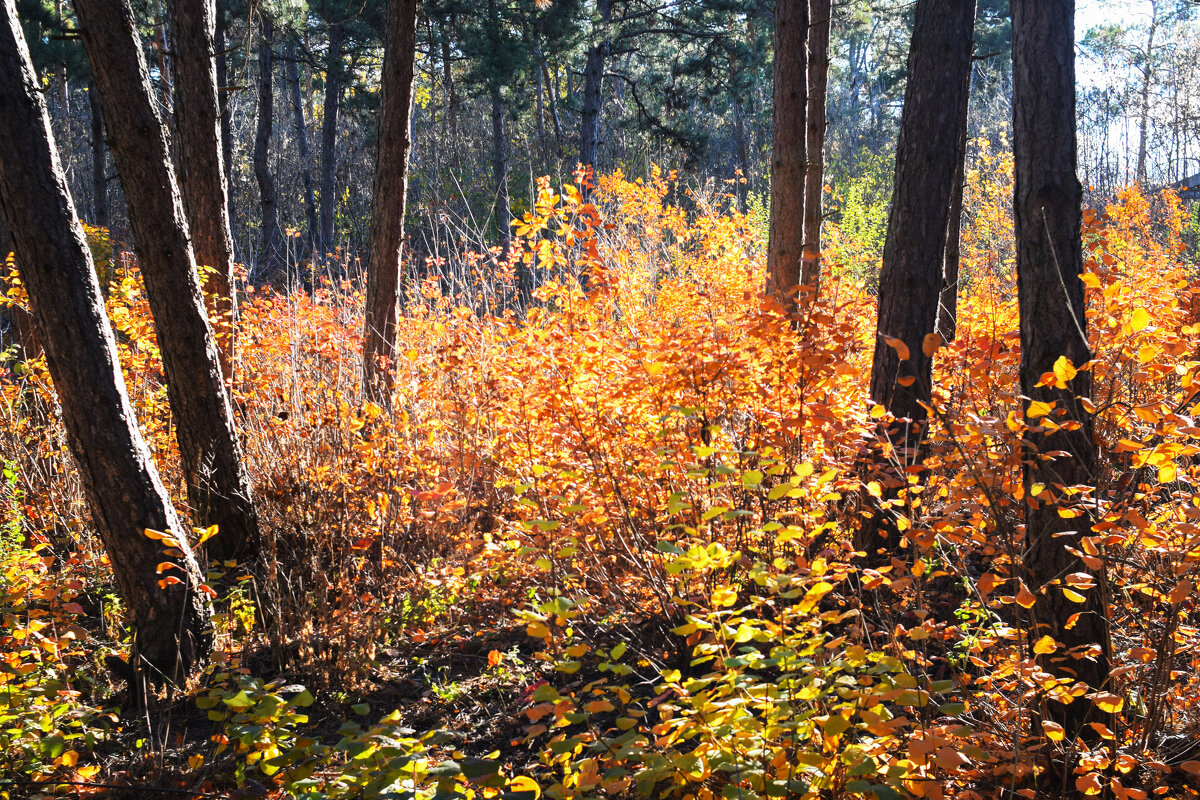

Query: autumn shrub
left=9, top=165, right=1200, bottom=797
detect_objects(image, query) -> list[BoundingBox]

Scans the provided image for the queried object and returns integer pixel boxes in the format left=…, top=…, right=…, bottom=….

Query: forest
left=3, top=0, right=1200, bottom=797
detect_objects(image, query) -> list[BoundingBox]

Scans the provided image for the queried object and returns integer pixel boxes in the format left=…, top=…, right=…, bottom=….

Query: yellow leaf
left=922, top=333, right=943, bottom=357
left=883, top=335, right=910, bottom=361
left=1062, top=588, right=1087, bottom=603
left=1091, top=692, right=1124, bottom=713
left=188, top=754, right=205, bottom=770
left=711, top=585, right=738, bottom=608
left=1027, top=401, right=1053, bottom=419
left=1053, top=355, right=1077, bottom=384
left=77, top=764, right=100, bottom=779
left=870, top=404, right=886, bottom=419
left=507, top=776, right=541, bottom=798
left=1016, top=582, right=1036, bottom=609
left=1159, top=463, right=1178, bottom=483
left=1033, top=635, right=1057, bottom=655
left=1130, top=307, right=1150, bottom=332
left=196, top=524, right=220, bottom=546
left=526, top=621, right=551, bottom=639
left=798, top=581, right=835, bottom=615
left=59, top=750, right=78, bottom=767
left=866, top=481, right=883, bottom=498
left=1042, top=720, right=1065, bottom=742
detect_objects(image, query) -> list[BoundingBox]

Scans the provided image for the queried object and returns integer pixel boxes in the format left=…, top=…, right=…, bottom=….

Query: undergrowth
left=2, top=161, right=1200, bottom=798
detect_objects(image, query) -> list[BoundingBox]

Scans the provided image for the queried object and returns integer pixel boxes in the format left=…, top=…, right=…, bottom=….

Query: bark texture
left=74, top=0, right=260, bottom=565
left=88, top=83, right=109, bottom=229
left=253, top=13, right=283, bottom=278
left=765, top=0, right=807, bottom=311
left=363, top=0, right=418, bottom=400
left=579, top=0, right=611, bottom=176
left=937, top=68, right=972, bottom=342
left=1012, top=0, right=1111, bottom=736
left=170, top=0, right=235, bottom=377
left=285, top=39, right=319, bottom=253
left=0, top=0, right=210, bottom=683
left=869, top=0, right=974, bottom=431
left=319, top=21, right=343, bottom=261
left=802, top=0, right=831, bottom=296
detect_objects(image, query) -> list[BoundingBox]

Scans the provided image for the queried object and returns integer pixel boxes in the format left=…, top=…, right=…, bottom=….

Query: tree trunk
left=215, top=9, right=233, bottom=222
left=1012, top=0, right=1111, bottom=739
left=0, top=0, right=211, bottom=685
left=579, top=0, right=611, bottom=176
left=764, top=0, right=808, bottom=311
left=937, top=65, right=972, bottom=342
left=802, top=0, right=830, bottom=295
left=490, top=83, right=511, bottom=258
left=869, top=0, right=975, bottom=431
left=1136, top=0, right=1157, bottom=185
left=541, top=53, right=563, bottom=160
left=88, top=82, right=109, bottom=229
left=319, top=21, right=342, bottom=261
left=286, top=39, right=319, bottom=254
left=438, top=17, right=460, bottom=172
left=362, top=0, right=418, bottom=401
left=170, top=0, right=236, bottom=380
left=253, top=13, right=283, bottom=279
left=73, top=0, right=261, bottom=566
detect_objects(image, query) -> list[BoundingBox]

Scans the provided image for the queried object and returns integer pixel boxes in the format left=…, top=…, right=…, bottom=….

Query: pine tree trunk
left=74, top=0, right=261, bottom=566
left=0, top=0, right=211, bottom=684
left=215, top=9, right=233, bottom=225
left=88, top=82, right=109, bottom=229
left=285, top=40, right=319, bottom=254
left=541, top=53, right=563, bottom=160
left=765, top=0, right=807, bottom=311
left=1013, top=0, right=1111, bottom=739
left=579, top=0, right=611, bottom=176
left=937, top=68, right=971, bottom=342
left=490, top=83, right=511, bottom=258
left=319, top=21, right=342, bottom=262
left=253, top=14, right=283, bottom=279
left=170, top=0, right=236, bottom=379
left=1136, top=0, right=1157, bottom=185
left=869, top=0, right=975, bottom=431
left=363, top=0, right=418, bottom=401
left=802, top=0, right=831, bottom=296
left=438, top=17, right=460, bottom=172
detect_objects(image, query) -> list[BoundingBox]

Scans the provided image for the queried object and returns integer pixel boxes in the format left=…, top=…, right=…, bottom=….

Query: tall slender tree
left=764, top=0, right=807, bottom=311
left=1013, top=0, right=1111, bottom=737
left=319, top=18, right=343, bottom=260
left=285, top=37, right=319, bottom=253
left=253, top=11, right=284, bottom=278
left=0, top=0, right=211, bottom=685
left=170, top=0, right=236, bottom=378
left=580, top=0, right=611, bottom=173
left=363, top=0, right=418, bottom=400
left=73, top=0, right=261, bottom=566
left=802, top=0, right=831, bottom=294
left=868, top=0, right=975, bottom=435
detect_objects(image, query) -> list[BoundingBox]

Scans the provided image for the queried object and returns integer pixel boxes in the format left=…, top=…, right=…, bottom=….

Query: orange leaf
left=1016, top=582, right=1036, bottom=609
left=883, top=335, right=910, bottom=361
left=1033, top=635, right=1057, bottom=655
left=922, top=332, right=943, bottom=358
left=1169, top=579, right=1194, bottom=605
